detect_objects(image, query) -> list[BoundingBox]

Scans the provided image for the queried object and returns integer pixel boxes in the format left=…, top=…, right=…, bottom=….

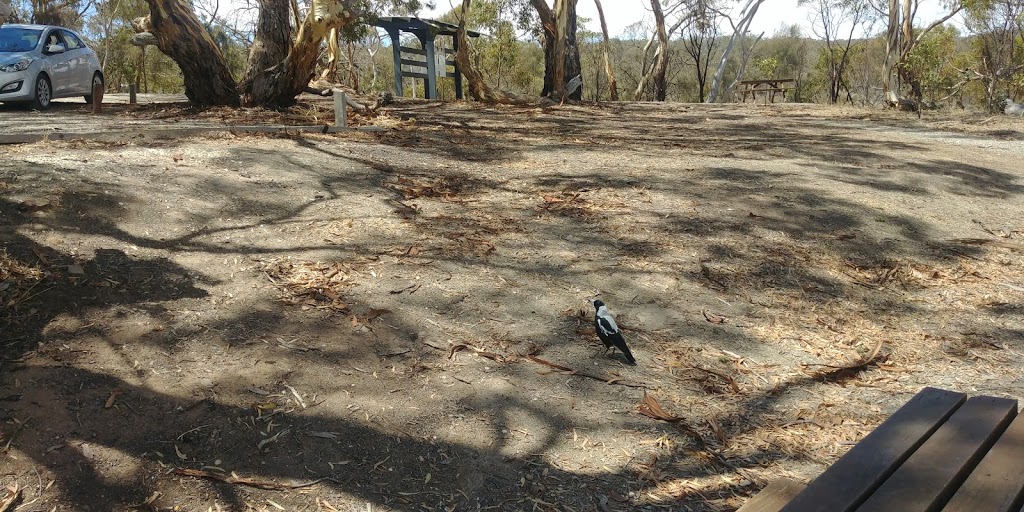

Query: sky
left=422, top=0, right=967, bottom=40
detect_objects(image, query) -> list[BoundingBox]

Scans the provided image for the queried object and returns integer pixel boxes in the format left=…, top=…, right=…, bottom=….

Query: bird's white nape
left=595, top=306, right=620, bottom=334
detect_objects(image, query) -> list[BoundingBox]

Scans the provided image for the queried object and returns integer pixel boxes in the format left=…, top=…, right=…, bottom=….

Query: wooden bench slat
left=737, top=479, right=807, bottom=512
left=780, top=387, right=967, bottom=512
left=942, top=411, right=1024, bottom=512
left=856, top=395, right=1018, bottom=512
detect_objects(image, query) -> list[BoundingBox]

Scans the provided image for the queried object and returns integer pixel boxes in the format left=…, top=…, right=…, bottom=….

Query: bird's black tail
left=618, top=342, right=636, bottom=365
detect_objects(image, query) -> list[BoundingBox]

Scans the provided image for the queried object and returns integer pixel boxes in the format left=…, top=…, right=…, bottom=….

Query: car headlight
left=0, top=59, right=33, bottom=72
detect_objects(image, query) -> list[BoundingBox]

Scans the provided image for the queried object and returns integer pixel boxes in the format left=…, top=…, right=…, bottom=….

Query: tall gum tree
left=633, top=0, right=686, bottom=101
left=530, top=0, right=581, bottom=101
left=877, top=0, right=974, bottom=105
left=593, top=0, right=618, bottom=100
left=240, top=0, right=358, bottom=105
left=707, top=0, right=767, bottom=102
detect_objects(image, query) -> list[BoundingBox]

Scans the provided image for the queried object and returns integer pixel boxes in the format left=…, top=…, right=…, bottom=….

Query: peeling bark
left=243, top=0, right=290, bottom=87
left=241, top=0, right=358, bottom=107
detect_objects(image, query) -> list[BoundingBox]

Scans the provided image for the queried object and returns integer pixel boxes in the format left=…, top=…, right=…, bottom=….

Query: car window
left=60, top=30, right=84, bottom=50
left=45, top=31, right=63, bottom=48
left=0, top=27, right=42, bottom=53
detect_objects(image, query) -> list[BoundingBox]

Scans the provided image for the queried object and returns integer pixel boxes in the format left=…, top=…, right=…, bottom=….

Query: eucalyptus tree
left=593, top=0, right=618, bottom=99
left=681, top=6, right=719, bottom=101
left=801, top=0, right=872, bottom=103
left=126, top=0, right=427, bottom=106
left=529, top=0, right=582, bottom=100
left=964, top=0, right=1023, bottom=108
left=706, top=0, right=768, bottom=102
left=873, top=0, right=974, bottom=106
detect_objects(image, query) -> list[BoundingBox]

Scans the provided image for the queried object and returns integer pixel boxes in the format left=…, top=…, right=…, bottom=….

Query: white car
left=0, top=24, right=104, bottom=109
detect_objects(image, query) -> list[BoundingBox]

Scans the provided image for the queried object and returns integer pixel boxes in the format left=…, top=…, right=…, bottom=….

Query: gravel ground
left=1, top=100, right=1023, bottom=511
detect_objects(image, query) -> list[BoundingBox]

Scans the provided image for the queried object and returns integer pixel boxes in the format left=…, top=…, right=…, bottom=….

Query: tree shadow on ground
left=3, top=103, right=1023, bottom=510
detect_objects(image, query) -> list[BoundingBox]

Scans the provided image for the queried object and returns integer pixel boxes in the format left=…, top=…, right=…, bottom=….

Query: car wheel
left=30, top=74, right=52, bottom=110
left=84, top=73, right=104, bottom=104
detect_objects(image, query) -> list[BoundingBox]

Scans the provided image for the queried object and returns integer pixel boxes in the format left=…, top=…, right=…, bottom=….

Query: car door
left=59, top=30, right=91, bottom=94
left=40, top=29, right=74, bottom=96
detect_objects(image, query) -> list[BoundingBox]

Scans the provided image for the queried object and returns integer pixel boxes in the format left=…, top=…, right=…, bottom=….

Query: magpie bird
left=592, top=299, right=636, bottom=365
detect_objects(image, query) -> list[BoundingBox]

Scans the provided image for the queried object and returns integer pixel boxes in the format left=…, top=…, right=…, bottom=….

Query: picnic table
left=737, top=79, right=796, bottom=103
left=739, top=387, right=1024, bottom=512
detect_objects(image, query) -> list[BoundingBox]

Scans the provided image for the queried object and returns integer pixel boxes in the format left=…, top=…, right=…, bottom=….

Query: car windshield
left=0, top=27, right=43, bottom=53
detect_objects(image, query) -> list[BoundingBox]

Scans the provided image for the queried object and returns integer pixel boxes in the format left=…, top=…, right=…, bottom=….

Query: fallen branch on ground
left=524, top=355, right=651, bottom=389
left=448, top=344, right=507, bottom=363
left=173, top=468, right=335, bottom=490
left=951, top=238, right=1024, bottom=252
left=801, top=337, right=885, bottom=378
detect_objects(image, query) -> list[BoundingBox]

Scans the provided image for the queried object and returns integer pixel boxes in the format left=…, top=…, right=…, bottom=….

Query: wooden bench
left=739, top=387, right=1024, bottom=512
left=737, top=79, right=796, bottom=103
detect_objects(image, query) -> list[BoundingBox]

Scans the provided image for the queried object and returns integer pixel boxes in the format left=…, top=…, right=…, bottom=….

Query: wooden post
left=129, top=84, right=137, bottom=104
left=333, top=89, right=347, bottom=128
left=387, top=29, right=403, bottom=97
left=452, top=36, right=464, bottom=100
left=91, top=83, right=104, bottom=114
left=421, top=30, right=438, bottom=100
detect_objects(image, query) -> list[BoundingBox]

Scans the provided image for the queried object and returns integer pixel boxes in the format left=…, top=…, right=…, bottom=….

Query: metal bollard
left=129, top=84, right=137, bottom=104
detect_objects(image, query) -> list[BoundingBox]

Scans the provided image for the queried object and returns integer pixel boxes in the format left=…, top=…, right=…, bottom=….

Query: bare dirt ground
left=1, top=99, right=1023, bottom=512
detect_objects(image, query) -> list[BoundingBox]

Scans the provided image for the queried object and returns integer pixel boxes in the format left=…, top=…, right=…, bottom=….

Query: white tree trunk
left=726, top=31, right=763, bottom=100
left=706, top=0, right=766, bottom=103
left=593, top=0, right=618, bottom=100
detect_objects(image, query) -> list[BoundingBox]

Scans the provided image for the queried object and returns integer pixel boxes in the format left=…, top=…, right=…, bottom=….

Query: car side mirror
left=45, top=44, right=65, bottom=54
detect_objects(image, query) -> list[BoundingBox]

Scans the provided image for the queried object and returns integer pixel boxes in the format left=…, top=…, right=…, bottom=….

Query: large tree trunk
left=142, top=0, right=239, bottom=105
left=455, top=0, right=508, bottom=102
left=531, top=0, right=581, bottom=101
left=593, top=0, right=618, bottom=100
left=243, top=0, right=290, bottom=86
left=241, top=0, right=358, bottom=107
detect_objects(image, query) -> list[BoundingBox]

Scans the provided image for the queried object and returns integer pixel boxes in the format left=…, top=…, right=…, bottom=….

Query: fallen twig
left=802, top=337, right=885, bottom=378
left=951, top=238, right=1024, bottom=252
left=173, top=468, right=335, bottom=490
left=688, top=365, right=742, bottom=394
left=524, top=355, right=651, bottom=389
left=448, top=343, right=507, bottom=362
